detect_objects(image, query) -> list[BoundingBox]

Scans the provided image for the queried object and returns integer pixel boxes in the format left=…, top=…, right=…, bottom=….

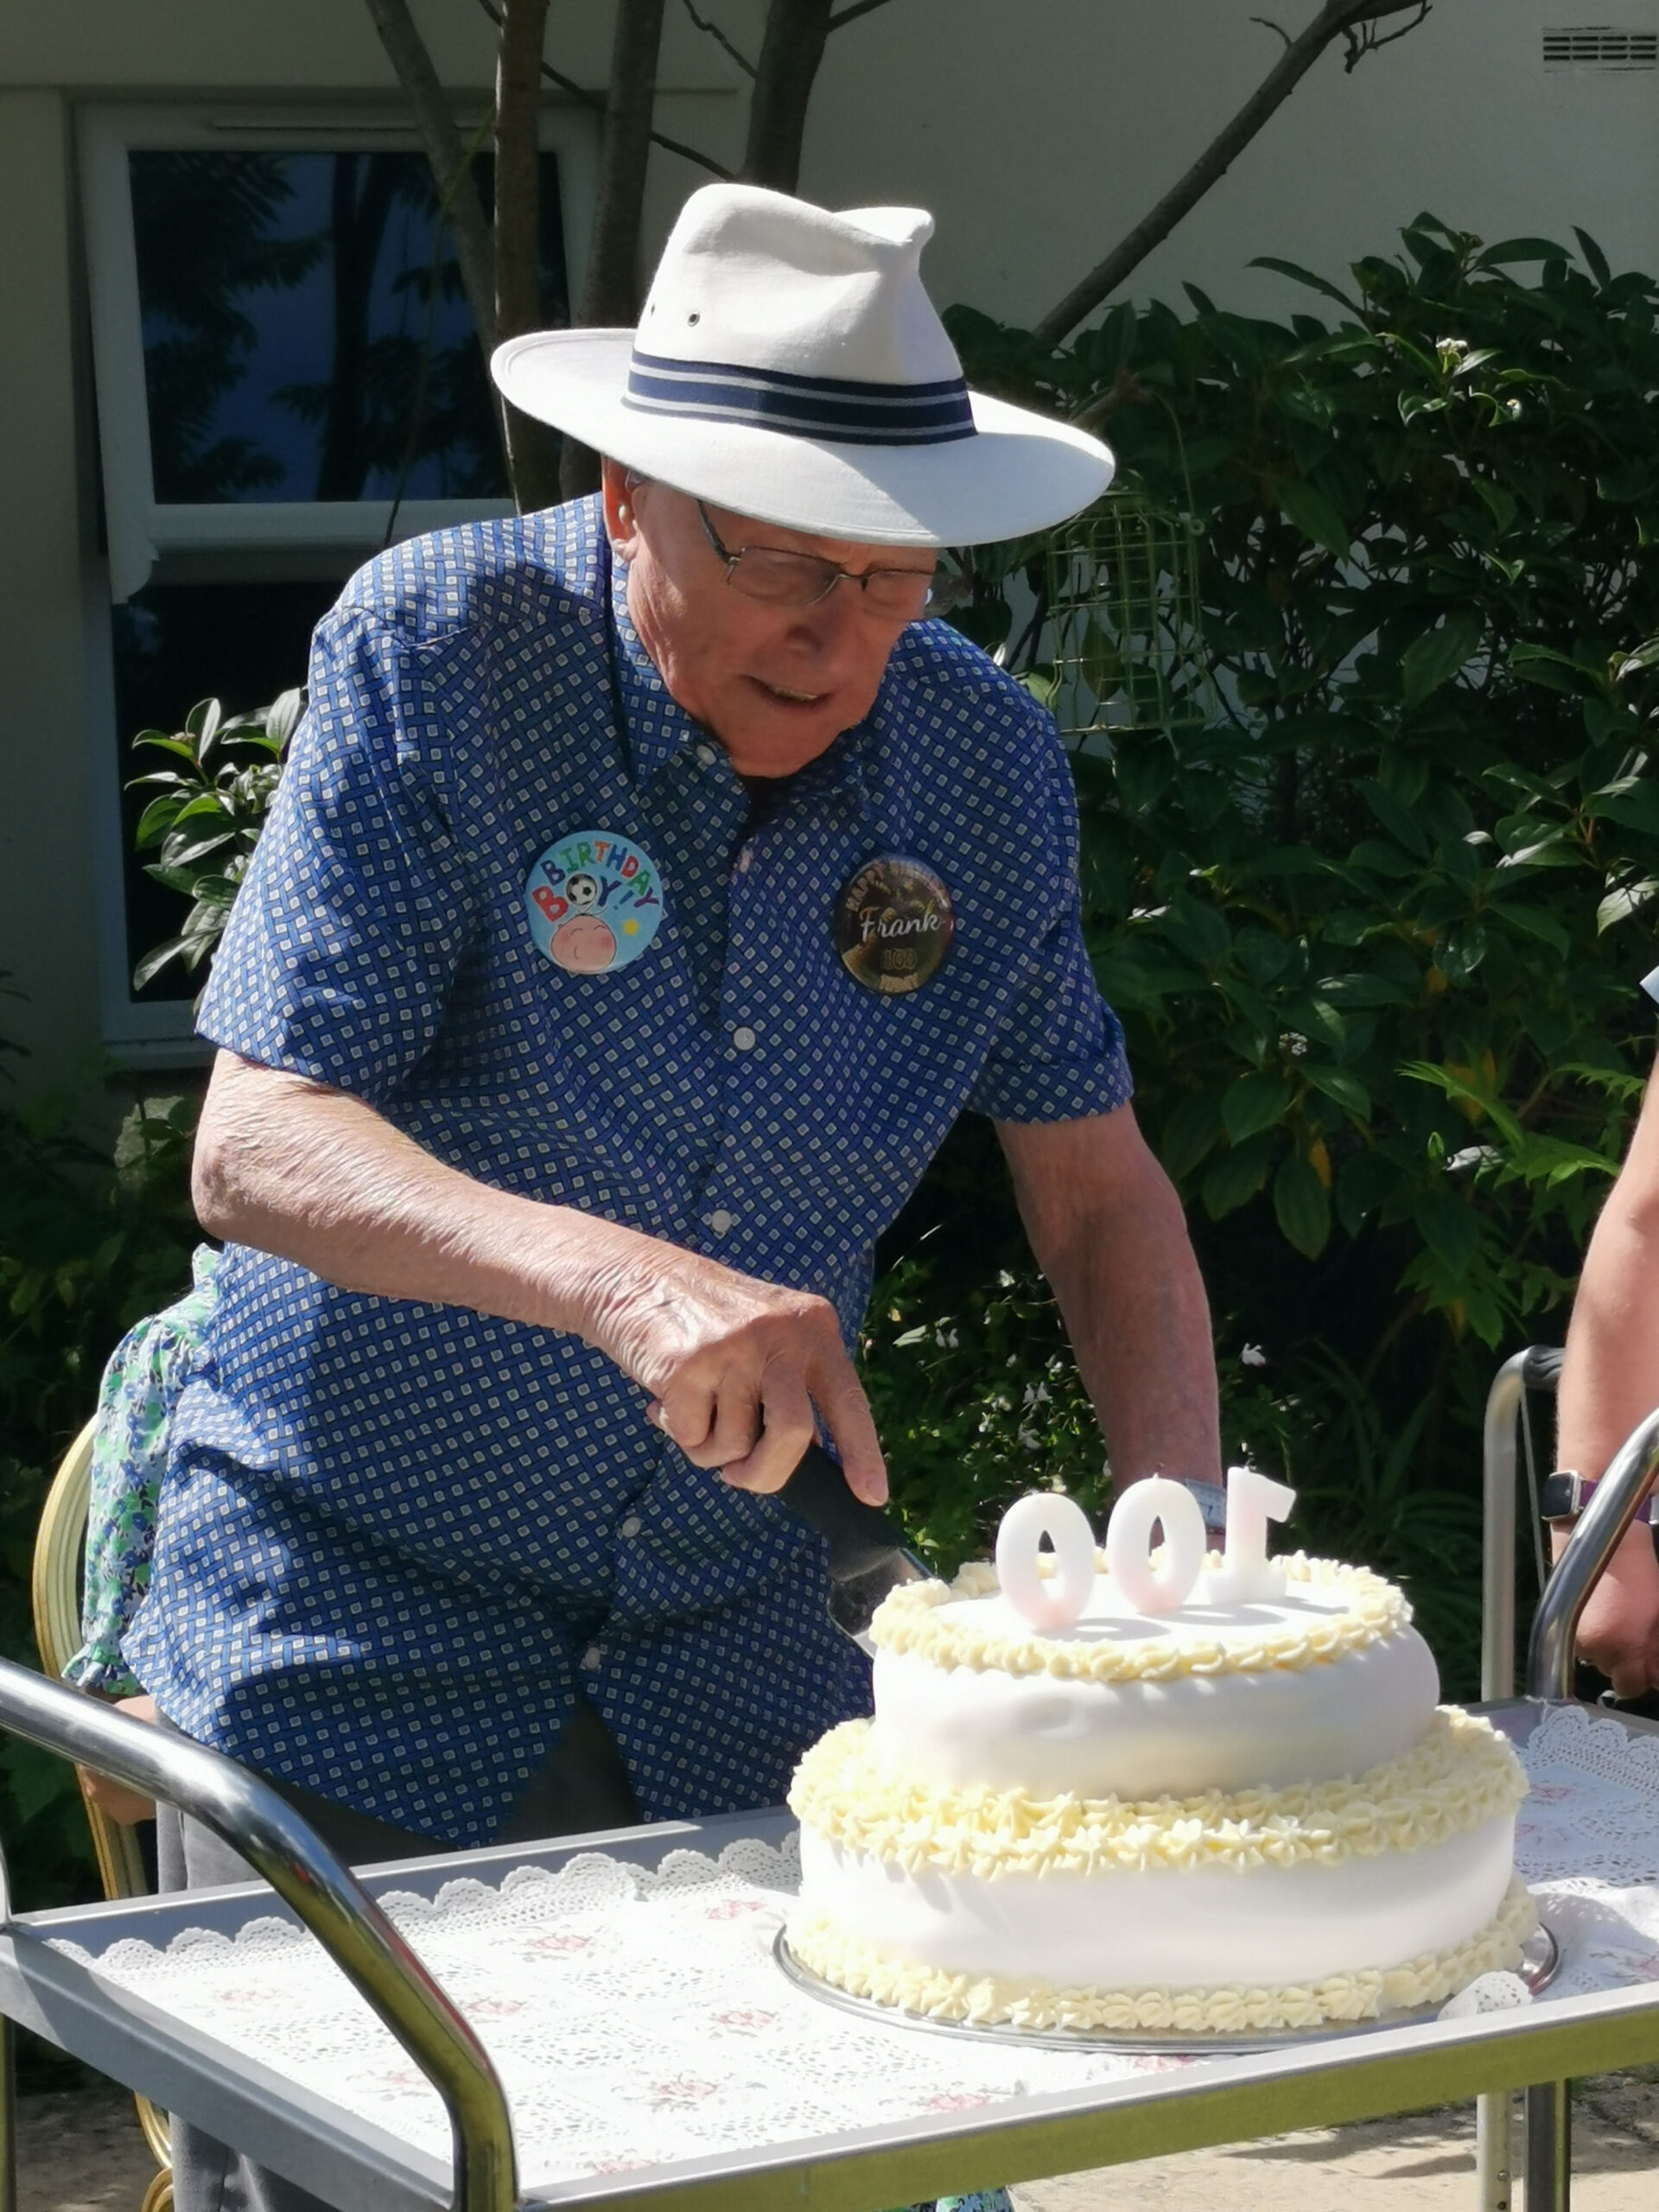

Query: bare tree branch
left=742, top=0, right=836, bottom=191
left=827, top=0, right=905, bottom=29
left=1033, top=0, right=1434, bottom=346
left=1343, top=0, right=1431, bottom=67
left=680, top=0, right=756, bottom=75
left=1249, top=16, right=1294, bottom=51
left=495, top=0, right=564, bottom=508
left=474, top=0, right=731, bottom=177
left=363, top=0, right=499, bottom=357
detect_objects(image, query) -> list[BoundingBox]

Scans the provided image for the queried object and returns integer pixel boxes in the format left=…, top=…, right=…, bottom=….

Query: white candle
left=995, top=1491, right=1097, bottom=1631
left=1207, top=1465, right=1297, bottom=1605
left=1103, top=1476, right=1207, bottom=1616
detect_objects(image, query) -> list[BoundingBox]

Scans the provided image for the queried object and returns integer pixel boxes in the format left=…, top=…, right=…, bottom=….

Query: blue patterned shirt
left=127, top=497, right=1132, bottom=1847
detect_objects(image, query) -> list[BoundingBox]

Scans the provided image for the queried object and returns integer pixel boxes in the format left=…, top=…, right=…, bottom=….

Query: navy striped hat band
left=623, top=347, right=976, bottom=448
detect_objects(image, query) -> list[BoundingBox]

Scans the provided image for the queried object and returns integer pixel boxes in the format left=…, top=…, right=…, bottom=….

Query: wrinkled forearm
left=192, top=1051, right=656, bottom=1344
left=999, top=1109, right=1221, bottom=1487
left=193, top=1051, right=887, bottom=1494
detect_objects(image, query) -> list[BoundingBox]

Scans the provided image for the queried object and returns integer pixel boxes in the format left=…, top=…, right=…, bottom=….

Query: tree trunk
left=1033, top=0, right=1434, bottom=346
left=316, top=155, right=399, bottom=500
left=494, top=0, right=564, bottom=510
left=362, top=0, right=499, bottom=360
left=562, top=0, right=668, bottom=499
left=741, top=0, right=836, bottom=193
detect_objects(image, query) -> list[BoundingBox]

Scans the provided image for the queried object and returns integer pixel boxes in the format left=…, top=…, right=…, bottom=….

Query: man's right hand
left=1554, top=1519, right=1659, bottom=1698
left=582, top=1242, right=887, bottom=1506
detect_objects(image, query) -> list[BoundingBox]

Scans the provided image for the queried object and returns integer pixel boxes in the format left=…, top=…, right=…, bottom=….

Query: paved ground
left=1013, top=2069, right=1659, bottom=2210
left=16, top=2087, right=159, bottom=2212
left=13, top=2073, right=1659, bottom=2210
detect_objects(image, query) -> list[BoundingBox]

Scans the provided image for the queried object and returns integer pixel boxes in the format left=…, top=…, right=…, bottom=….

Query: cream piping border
left=869, top=1552, right=1412, bottom=1683
left=788, top=1707, right=1529, bottom=1876
left=786, top=1876, right=1539, bottom=2033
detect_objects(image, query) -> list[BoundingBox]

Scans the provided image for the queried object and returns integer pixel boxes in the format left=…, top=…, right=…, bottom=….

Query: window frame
left=79, top=101, right=596, bottom=602
left=77, top=101, right=597, bottom=1056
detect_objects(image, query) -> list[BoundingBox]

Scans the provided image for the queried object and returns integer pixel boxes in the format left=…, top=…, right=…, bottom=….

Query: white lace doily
left=45, top=1713, right=1659, bottom=2189
left=1511, top=1705, right=1659, bottom=2004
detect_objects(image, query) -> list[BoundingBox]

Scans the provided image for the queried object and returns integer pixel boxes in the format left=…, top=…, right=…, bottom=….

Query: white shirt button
left=735, top=846, right=754, bottom=874
left=620, top=1515, right=642, bottom=1539
left=696, top=741, right=718, bottom=767
left=709, top=1208, right=735, bottom=1236
left=732, top=1026, right=757, bottom=1052
left=580, top=1645, right=602, bottom=1669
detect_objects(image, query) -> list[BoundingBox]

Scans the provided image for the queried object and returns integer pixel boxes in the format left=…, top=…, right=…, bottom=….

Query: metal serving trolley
left=0, top=1389, right=1651, bottom=2212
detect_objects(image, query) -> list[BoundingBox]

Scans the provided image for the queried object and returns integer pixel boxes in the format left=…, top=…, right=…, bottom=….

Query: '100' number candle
left=995, top=1467, right=1297, bottom=1630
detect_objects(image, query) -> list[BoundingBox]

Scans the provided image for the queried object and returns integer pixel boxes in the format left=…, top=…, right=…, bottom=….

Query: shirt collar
left=605, top=537, right=874, bottom=821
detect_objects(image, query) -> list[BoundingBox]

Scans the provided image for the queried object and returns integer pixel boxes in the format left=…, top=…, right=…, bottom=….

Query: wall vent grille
left=1544, top=27, right=1659, bottom=67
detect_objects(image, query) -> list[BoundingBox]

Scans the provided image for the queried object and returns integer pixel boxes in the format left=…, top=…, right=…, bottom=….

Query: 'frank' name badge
left=834, top=855, right=953, bottom=995
left=526, top=830, right=664, bottom=975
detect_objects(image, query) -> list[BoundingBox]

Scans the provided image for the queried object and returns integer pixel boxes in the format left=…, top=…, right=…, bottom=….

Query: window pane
left=130, top=149, right=568, bottom=505
left=112, top=580, right=340, bottom=1001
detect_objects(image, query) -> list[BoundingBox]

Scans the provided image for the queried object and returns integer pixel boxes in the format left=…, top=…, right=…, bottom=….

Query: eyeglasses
left=696, top=503, right=938, bottom=621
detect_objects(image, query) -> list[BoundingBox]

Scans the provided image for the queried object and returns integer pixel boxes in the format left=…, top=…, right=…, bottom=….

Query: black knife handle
left=775, top=1440, right=912, bottom=1582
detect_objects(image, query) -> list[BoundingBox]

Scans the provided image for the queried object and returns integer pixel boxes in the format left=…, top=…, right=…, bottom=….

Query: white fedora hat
left=492, top=183, right=1113, bottom=547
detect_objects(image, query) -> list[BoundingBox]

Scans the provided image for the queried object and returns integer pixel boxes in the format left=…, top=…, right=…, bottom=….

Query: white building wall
left=795, top=0, right=1659, bottom=326
left=1, top=0, right=1656, bottom=1083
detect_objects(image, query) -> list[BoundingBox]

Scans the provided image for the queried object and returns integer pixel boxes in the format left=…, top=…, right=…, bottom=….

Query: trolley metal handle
left=1480, top=1346, right=1566, bottom=1700
left=1527, top=1404, right=1659, bottom=1702
left=0, top=1661, right=517, bottom=2212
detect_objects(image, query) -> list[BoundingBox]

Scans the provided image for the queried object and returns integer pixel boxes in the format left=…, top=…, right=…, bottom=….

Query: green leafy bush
left=130, top=690, right=302, bottom=989
left=885, top=216, right=1659, bottom=1685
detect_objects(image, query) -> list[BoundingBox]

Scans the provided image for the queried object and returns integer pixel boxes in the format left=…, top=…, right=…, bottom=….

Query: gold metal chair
left=31, top=1417, right=173, bottom=2212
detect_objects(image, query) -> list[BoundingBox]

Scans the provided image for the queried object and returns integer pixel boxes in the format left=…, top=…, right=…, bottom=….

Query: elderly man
left=1552, top=1012, right=1659, bottom=1698
left=135, top=175, right=1220, bottom=1838
left=126, top=182, right=1218, bottom=2207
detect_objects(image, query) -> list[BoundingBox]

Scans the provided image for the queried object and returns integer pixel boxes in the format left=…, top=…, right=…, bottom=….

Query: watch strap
left=1542, top=1469, right=1659, bottom=1524
left=1181, top=1478, right=1229, bottom=1534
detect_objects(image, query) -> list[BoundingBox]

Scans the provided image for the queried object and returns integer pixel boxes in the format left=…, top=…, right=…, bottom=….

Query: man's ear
left=601, top=459, right=645, bottom=558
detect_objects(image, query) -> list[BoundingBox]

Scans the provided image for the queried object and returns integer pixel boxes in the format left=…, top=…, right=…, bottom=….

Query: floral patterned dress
left=63, top=1244, right=219, bottom=1696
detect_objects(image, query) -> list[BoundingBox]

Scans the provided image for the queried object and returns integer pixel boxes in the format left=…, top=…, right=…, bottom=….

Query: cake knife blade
left=772, top=1439, right=930, bottom=1646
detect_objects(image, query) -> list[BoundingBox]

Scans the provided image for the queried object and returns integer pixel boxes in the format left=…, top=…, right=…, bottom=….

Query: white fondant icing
left=795, top=1535, right=1523, bottom=2025
left=871, top=1620, right=1440, bottom=1798
left=796, top=1812, right=1519, bottom=1991
left=933, top=1567, right=1389, bottom=1658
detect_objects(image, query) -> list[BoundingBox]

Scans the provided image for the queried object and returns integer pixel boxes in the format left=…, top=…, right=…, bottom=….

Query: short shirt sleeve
left=197, top=607, right=474, bottom=1101
left=1643, top=958, right=1659, bottom=1007
left=966, top=705, right=1134, bottom=1123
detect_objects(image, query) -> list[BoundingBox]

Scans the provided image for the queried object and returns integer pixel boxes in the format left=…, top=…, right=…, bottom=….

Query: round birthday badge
left=525, top=830, right=664, bottom=976
left=833, top=855, right=954, bottom=996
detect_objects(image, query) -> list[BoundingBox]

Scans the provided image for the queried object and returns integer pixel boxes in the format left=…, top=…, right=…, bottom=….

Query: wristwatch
left=1182, top=1478, right=1229, bottom=1535
left=1541, top=1469, right=1659, bottom=1526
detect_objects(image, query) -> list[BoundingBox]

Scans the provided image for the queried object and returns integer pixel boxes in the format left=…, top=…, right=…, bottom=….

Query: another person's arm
left=996, top=1107, right=1221, bottom=1488
left=194, top=1052, right=885, bottom=1503
left=1554, top=1061, right=1659, bottom=1695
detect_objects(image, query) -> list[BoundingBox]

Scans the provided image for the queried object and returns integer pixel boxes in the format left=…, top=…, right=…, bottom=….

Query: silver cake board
left=774, top=1922, right=1561, bottom=2057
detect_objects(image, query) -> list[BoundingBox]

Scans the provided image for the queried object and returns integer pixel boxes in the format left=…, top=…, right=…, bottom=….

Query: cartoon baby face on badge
left=525, top=831, right=664, bottom=976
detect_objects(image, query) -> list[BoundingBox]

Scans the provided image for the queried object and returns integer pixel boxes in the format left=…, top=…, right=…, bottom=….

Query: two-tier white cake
left=788, top=1525, right=1534, bottom=2033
